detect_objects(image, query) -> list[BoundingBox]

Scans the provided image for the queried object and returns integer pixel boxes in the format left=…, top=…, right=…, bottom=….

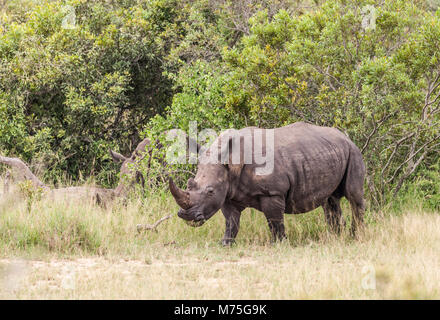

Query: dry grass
left=0, top=184, right=439, bottom=299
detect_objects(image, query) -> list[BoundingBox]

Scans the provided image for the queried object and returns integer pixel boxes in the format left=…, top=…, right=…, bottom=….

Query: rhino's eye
left=206, top=186, right=214, bottom=195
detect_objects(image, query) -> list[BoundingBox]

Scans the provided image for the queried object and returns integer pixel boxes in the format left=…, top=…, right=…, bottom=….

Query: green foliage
left=408, top=163, right=440, bottom=211
left=0, top=0, right=183, bottom=186
left=148, top=0, right=439, bottom=206
left=149, top=61, right=240, bottom=135
left=18, top=180, right=44, bottom=213
left=1, top=0, right=439, bottom=207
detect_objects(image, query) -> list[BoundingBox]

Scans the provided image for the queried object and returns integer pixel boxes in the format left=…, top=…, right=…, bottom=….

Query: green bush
left=0, top=0, right=182, bottom=186
left=146, top=0, right=440, bottom=207
left=1, top=0, right=439, bottom=208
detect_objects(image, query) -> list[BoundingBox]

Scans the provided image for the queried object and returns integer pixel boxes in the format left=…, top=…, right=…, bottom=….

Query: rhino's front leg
left=220, top=201, right=243, bottom=246
left=260, top=196, right=287, bottom=242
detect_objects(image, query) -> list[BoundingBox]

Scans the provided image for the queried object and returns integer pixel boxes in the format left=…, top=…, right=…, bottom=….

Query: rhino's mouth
left=185, top=218, right=206, bottom=227
left=178, top=208, right=206, bottom=227
left=184, top=208, right=220, bottom=227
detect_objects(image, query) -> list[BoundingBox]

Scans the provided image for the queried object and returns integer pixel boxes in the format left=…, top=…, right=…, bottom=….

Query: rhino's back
left=274, top=122, right=349, bottom=148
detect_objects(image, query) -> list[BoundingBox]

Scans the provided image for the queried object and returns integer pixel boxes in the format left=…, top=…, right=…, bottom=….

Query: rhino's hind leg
left=260, top=196, right=286, bottom=242
left=348, top=198, right=365, bottom=237
left=323, top=196, right=345, bottom=234
left=344, top=149, right=366, bottom=237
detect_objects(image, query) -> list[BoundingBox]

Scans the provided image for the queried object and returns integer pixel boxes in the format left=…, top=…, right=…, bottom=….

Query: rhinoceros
left=110, top=138, right=151, bottom=197
left=169, top=122, right=366, bottom=245
left=110, top=132, right=201, bottom=197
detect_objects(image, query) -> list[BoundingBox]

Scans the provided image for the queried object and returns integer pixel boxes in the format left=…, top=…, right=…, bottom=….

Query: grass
left=0, top=183, right=439, bottom=299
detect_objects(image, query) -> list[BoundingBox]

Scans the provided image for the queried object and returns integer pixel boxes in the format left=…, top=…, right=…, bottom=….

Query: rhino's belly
left=285, top=197, right=326, bottom=214
left=284, top=177, right=342, bottom=214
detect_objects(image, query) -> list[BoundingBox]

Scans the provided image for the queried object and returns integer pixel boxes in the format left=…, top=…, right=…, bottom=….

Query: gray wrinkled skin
left=170, top=122, right=366, bottom=245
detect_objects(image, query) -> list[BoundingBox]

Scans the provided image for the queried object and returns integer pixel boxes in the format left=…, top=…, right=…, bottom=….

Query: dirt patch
left=0, top=256, right=259, bottom=299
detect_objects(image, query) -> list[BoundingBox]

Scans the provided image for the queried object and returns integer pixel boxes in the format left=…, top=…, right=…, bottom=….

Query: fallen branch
left=0, top=154, right=115, bottom=205
left=49, top=186, right=115, bottom=205
left=0, top=155, right=48, bottom=189
left=137, top=214, right=174, bottom=232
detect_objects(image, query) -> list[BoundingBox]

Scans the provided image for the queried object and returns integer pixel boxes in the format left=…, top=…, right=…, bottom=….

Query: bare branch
left=388, top=133, right=440, bottom=185
left=136, top=214, right=174, bottom=232
left=381, top=132, right=415, bottom=176
left=361, top=112, right=396, bottom=154
left=393, top=149, right=428, bottom=197
left=423, top=71, right=440, bottom=120
left=308, top=64, right=347, bottom=90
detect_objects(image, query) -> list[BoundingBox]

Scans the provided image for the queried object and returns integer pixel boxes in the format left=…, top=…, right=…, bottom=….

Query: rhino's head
left=170, top=129, right=251, bottom=227
left=169, top=164, right=230, bottom=227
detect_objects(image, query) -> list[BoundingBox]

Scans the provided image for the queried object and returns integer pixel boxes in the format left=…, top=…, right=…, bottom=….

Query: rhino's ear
left=219, top=132, right=244, bottom=178
left=109, top=149, right=127, bottom=164
left=133, top=138, right=151, bottom=160
left=225, top=163, right=244, bottom=180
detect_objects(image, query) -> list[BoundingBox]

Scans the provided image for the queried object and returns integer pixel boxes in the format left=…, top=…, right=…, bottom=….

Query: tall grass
left=1, top=181, right=439, bottom=299
left=0, top=181, right=436, bottom=257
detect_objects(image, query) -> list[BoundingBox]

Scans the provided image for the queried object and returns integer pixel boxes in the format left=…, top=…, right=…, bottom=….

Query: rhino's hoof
left=221, top=239, right=236, bottom=247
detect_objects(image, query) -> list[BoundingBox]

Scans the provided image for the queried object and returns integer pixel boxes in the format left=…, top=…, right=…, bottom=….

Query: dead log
left=0, top=155, right=48, bottom=189
left=48, top=186, right=115, bottom=204
left=0, top=154, right=114, bottom=205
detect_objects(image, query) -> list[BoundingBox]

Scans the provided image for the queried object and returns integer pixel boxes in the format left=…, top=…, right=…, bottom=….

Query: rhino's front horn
left=169, top=178, right=191, bottom=210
